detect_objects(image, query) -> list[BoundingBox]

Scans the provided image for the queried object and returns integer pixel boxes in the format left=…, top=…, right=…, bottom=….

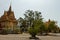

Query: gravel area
left=0, top=33, right=60, bottom=40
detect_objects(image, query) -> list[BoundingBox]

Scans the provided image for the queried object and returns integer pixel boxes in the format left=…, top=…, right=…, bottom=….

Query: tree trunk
left=32, top=34, right=36, bottom=38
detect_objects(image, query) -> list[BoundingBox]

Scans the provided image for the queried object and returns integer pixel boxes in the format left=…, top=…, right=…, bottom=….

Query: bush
left=28, top=26, right=39, bottom=38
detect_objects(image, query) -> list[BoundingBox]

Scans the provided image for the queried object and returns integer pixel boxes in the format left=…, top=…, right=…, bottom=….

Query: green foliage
left=2, top=28, right=8, bottom=34
left=14, top=29, right=20, bottom=34
left=26, top=10, right=43, bottom=37
left=48, top=21, right=58, bottom=32
left=24, top=10, right=43, bottom=27
left=28, top=20, right=42, bottom=36
left=28, top=26, right=39, bottom=35
left=18, top=10, right=59, bottom=35
left=39, top=24, right=46, bottom=32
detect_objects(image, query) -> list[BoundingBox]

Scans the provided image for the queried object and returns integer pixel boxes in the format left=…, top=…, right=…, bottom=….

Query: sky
left=0, top=0, right=60, bottom=26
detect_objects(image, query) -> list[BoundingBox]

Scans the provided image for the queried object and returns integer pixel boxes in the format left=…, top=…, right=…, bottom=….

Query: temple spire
left=9, top=5, right=11, bottom=12
left=48, top=19, right=50, bottom=22
left=8, top=0, right=12, bottom=12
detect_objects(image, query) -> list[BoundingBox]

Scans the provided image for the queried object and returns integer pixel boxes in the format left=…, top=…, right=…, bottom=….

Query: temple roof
left=0, top=5, right=17, bottom=23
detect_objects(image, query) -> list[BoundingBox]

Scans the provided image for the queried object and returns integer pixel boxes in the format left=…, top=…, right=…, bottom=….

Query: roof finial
left=48, top=19, right=50, bottom=22
left=9, top=5, right=11, bottom=11
left=9, top=0, right=12, bottom=12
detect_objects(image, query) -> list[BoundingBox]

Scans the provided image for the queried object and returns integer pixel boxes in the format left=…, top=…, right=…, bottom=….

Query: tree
left=24, top=10, right=43, bottom=27
left=39, top=24, right=46, bottom=35
left=18, top=17, right=24, bottom=33
left=48, top=20, right=58, bottom=33
left=24, top=10, right=34, bottom=28
left=44, top=19, right=58, bottom=35
left=18, top=17, right=28, bottom=33
left=24, top=10, right=43, bottom=39
left=28, top=19, right=42, bottom=39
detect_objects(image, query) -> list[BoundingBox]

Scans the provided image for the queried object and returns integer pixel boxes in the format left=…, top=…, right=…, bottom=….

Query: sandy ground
left=0, top=33, right=60, bottom=40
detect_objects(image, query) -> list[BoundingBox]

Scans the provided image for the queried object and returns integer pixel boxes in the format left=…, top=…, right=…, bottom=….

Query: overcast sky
left=0, top=0, right=60, bottom=26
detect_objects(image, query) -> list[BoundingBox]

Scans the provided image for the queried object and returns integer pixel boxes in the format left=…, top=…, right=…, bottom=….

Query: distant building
left=44, top=19, right=51, bottom=27
left=0, top=5, right=17, bottom=33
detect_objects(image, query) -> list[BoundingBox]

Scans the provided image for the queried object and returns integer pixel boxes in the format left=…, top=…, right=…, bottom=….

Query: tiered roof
left=0, top=5, right=17, bottom=23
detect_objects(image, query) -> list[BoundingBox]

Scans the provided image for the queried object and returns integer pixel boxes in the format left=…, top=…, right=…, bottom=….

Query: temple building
left=0, top=5, right=17, bottom=33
